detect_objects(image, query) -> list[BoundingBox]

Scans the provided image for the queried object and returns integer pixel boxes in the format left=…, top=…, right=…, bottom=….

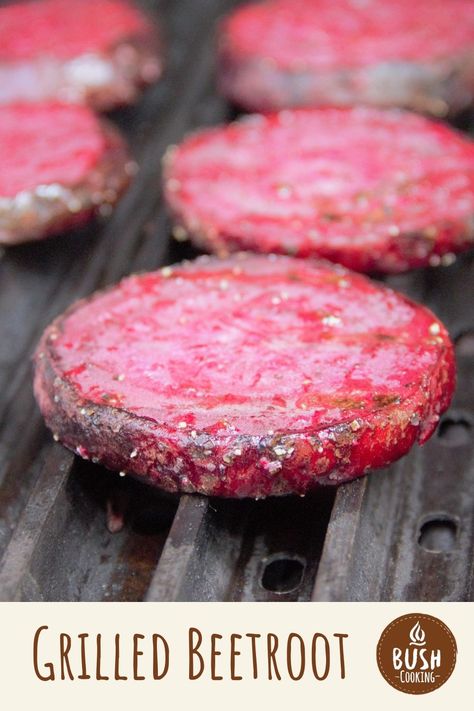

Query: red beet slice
left=164, top=108, right=474, bottom=274
left=34, top=253, right=455, bottom=498
left=0, top=103, right=133, bottom=245
left=218, top=0, right=474, bottom=115
left=0, top=0, right=162, bottom=110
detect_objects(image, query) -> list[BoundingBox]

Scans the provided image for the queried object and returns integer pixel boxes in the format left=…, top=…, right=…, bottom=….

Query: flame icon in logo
left=409, top=621, right=426, bottom=647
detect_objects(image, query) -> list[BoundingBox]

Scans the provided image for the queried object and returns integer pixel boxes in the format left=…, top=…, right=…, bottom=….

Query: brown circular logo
left=376, top=613, right=457, bottom=694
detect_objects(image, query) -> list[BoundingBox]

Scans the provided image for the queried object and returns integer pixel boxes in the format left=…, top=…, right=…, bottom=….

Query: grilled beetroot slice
left=0, top=0, right=162, bottom=110
left=0, top=103, right=133, bottom=245
left=218, top=0, right=474, bottom=115
left=164, top=108, right=474, bottom=274
left=34, top=253, right=455, bottom=498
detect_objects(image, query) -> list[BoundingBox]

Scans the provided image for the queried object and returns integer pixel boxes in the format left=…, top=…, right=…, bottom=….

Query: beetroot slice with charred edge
left=34, top=253, right=455, bottom=498
left=218, top=0, right=474, bottom=115
left=0, top=0, right=162, bottom=110
left=164, top=108, right=474, bottom=274
left=0, top=103, right=133, bottom=245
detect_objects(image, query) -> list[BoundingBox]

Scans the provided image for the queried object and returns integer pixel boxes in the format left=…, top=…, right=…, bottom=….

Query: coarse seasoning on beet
left=34, top=254, right=455, bottom=499
left=164, top=108, right=474, bottom=274
left=0, top=103, right=133, bottom=245
left=0, top=0, right=162, bottom=110
left=218, top=0, right=474, bottom=115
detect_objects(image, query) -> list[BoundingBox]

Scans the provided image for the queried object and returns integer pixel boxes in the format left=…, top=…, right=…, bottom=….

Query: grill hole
left=261, top=555, right=305, bottom=594
left=437, top=415, right=471, bottom=446
left=418, top=516, right=458, bottom=553
left=455, top=330, right=474, bottom=357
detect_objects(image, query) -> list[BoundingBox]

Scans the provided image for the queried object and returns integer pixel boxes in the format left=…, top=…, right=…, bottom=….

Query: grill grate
left=0, top=0, right=473, bottom=602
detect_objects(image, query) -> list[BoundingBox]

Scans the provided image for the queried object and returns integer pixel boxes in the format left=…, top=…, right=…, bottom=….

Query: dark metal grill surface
left=0, top=0, right=473, bottom=603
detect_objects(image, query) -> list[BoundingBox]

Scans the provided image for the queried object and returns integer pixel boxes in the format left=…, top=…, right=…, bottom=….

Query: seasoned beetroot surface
left=218, top=0, right=474, bottom=114
left=0, top=0, right=147, bottom=61
left=0, top=0, right=162, bottom=109
left=1, top=104, right=105, bottom=197
left=34, top=254, right=455, bottom=498
left=164, top=108, right=474, bottom=274
left=0, top=103, right=131, bottom=245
